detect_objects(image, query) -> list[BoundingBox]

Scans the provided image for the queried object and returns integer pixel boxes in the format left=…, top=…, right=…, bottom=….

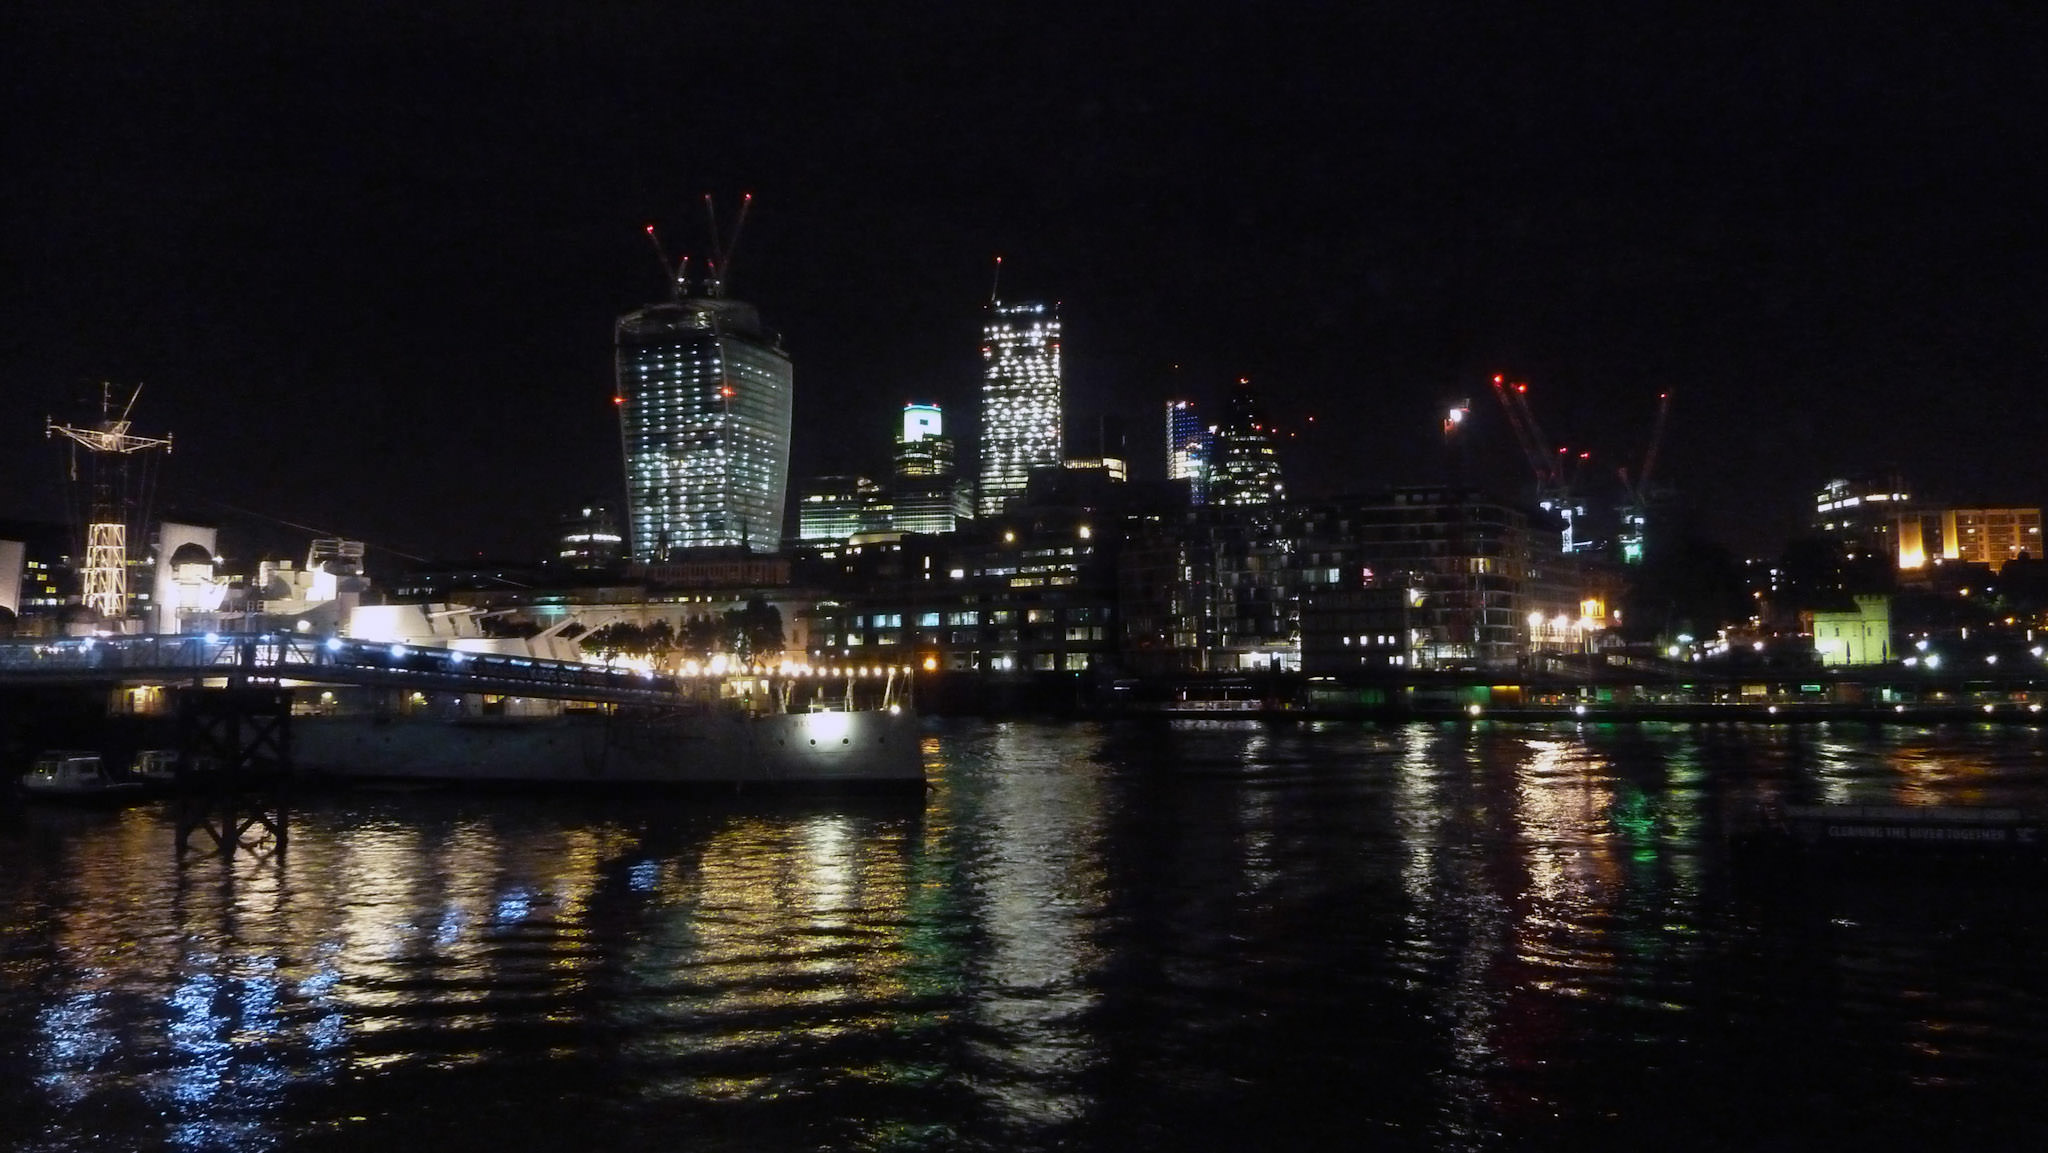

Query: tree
left=680, top=614, right=722, bottom=661
left=724, top=598, right=785, bottom=663
left=581, top=621, right=645, bottom=661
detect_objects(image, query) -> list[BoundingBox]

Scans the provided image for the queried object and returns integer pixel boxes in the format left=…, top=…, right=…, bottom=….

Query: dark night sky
left=6, top=3, right=2045, bottom=565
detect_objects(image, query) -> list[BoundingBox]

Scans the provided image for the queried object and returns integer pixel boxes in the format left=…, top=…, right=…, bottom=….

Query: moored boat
left=131, top=748, right=180, bottom=789
left=19, top=752, right=149, bottom=806
left=291, top=668, right=926, bottom=791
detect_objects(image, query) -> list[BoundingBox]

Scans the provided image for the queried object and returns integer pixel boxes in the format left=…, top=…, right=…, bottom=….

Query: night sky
left=7, top=4, right=2045, bottom=565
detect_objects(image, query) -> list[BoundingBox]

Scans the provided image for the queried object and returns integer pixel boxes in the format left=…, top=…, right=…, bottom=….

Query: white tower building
left=977, top=299, right=1062, bottom=516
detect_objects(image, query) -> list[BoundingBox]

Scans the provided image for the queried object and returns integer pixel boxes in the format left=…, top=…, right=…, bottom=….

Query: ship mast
left=47, top=383, right=172, bottom=622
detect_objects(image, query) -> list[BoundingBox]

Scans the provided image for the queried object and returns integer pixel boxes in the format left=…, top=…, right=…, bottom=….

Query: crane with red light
left=700, top=192, right=751, bottom=301
left=642, top=223, right=691, bottom=303
left=1487, top=375, right=1591, bottom=554
left=640, top=191, right=753, bottom=302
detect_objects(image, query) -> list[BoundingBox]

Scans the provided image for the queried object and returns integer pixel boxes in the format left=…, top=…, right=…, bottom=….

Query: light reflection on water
left=2, top=720, right=2047, bottom=1151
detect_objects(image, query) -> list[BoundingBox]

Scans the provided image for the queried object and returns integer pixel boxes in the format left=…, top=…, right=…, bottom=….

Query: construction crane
left=1616, top=391, right=1672, bottom=565
left=47, top=383, right=173, bottom=621
left=700, top=191, right=752, bottom=300
left=641, top=189, right=752, bottom=302
left=642, top=223, right=691, bottom=302
left=1488, top=375, right=1588, bottom=553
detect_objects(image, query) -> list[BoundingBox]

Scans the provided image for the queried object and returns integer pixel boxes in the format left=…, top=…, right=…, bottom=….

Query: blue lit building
left=1166, top=398, right=1210, bottom=504
left=616, top=296, right=793, bottom=559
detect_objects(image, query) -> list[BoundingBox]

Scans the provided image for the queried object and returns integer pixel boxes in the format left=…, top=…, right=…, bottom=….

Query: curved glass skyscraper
left=1207, top=378, right=1285, bottom=509
left=616, top=297, right=792, bottom=559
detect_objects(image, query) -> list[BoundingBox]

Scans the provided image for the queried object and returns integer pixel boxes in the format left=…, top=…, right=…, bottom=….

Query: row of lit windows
left=837, top=605, right=1103, bottom=629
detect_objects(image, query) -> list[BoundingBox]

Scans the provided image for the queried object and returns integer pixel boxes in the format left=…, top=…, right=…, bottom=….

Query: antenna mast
left=47, top=383, right=173, bottom=621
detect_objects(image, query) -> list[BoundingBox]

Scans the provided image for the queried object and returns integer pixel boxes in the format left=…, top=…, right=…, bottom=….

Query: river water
left=3, top=720, right=2047, bottom=1151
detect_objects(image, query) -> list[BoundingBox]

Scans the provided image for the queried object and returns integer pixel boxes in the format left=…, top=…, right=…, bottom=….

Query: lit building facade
left=1896, top=506, right=2043, bottom=573
left=1206, top=379, right=1285, bottom=509
left=977, top=300, right=1062, bottom=516
left=1813, top=475, right=1911, bottom=566
left=0, top=520, right=75, bottom=630
left=616, top=297, right=793, bottom=559
left=0, top=539, right=21, bottom=619
left=1166, top=399, right=1210, bottom=503
left=1811, top=594, right=1892, bottom=666
left=891, top=402, right=972, bottom=535
left=1286, top=488, right=1586, bottom=673
left=797, top=476, right=886, bottom=543
left=804, top=507, right=1118, bottom=676
left=555, top=504, right=625, bottom=569
left=895, top=404, right=953, bottom=477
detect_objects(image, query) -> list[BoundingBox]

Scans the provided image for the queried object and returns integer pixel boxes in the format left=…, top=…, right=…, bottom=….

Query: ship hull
left=291, top=707, right=926, bottom=790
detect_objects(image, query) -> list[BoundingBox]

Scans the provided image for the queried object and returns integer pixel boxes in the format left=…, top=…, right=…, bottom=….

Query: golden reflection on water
left=944, top=721, right=1109, bottom=1123
left=16, top=795, right=931, bottom=1123
left=1803, top=723, right=2048, bottom=807
left=1387, top=722, right=1725, bottom=1137
left=10, top=721, right=2048, bottom=1149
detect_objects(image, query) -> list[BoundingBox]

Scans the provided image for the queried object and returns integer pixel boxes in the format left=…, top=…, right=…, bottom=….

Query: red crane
left=1488, top=375, right=1594, bottom=553
left=1488, top=375, right=1586, bottom=503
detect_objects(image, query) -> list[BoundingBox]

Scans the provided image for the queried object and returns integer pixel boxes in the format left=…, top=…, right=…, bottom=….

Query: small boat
left=132, top=748, right=179, bottom=787
left=19, top=752, right=149, bottom=805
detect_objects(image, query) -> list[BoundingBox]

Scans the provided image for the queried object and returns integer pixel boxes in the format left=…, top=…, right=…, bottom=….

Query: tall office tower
left=616, top=294, right=793, bottom=559
left=892, top=403, right=972, bottom=534
left=1207, top=378, right=1286, bottom=508
left=554, top=503, right=625, bottom=569
left=1166, top=399, right=1211, bottom=503
left=796, top=475, right=884, bottom=543
left=977, top=299, right=1063, bottom=515
left=894, top=403, right=957, bottom=479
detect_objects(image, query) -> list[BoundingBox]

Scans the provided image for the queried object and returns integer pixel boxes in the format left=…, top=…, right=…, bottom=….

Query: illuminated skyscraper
left=616, top=295, right=792, bottom=559
left=1166, top=399, right=1210, bottom=503
left=1208, top=378, right=1285, bottom=508
left=893, top=402, right=971, bottom=534
left=796, top=475, right=884, bottom=543
left=895, top=403, right=957, bottom=479
left=977, top=299, right=1062, bottom=516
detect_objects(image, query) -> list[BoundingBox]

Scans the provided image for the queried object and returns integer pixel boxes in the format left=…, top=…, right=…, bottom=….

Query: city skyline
left=6, top=7, right=2045, bottom=561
